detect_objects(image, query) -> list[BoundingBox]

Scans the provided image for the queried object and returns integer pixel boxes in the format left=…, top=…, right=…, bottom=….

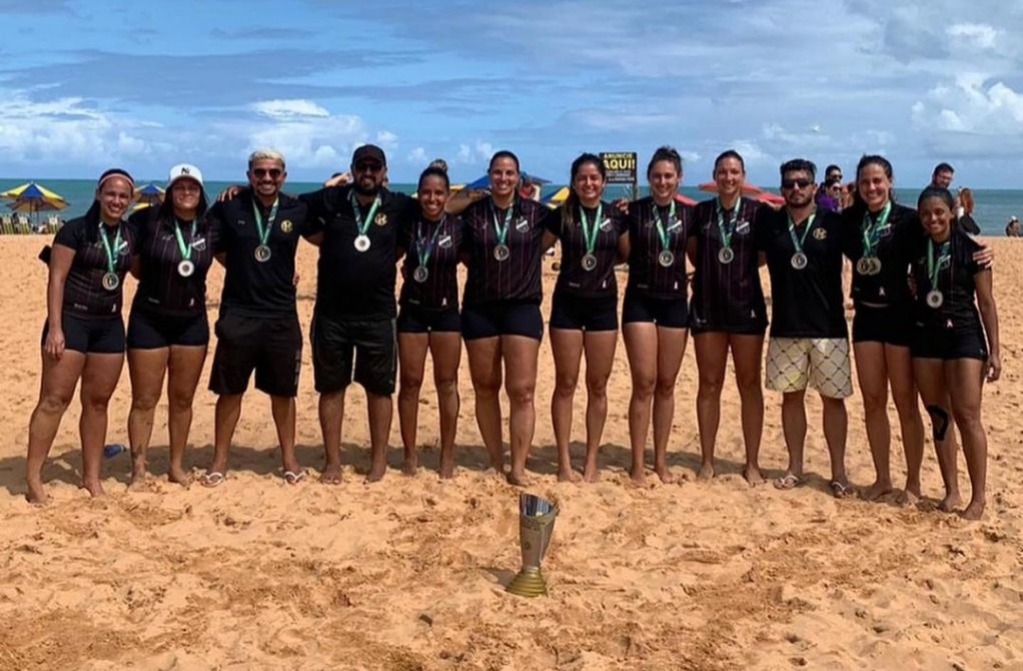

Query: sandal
left=200, top=471, right=226, bottom=488
left=283, top=470, right=307, bottom=485
left=774, top=473, right=802, bottom=490
left=830, top=480, right=855, bottom=499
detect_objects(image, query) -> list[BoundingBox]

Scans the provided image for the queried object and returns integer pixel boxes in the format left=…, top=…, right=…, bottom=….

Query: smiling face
left=918, top=195, right=954, bottom=241
left=96, top=176, right=133, bottom=223
left=648, top=159, right=681, bottom=202
left=780, top=170, right=816, bottom=209
left=571, top=160, right=606, bottom=206
left=714, top=156, right=745, bottom=200
left=418, top=174, right=449, bottom=220
left=488, top=156, right=520, bottom=201
left=352, top=158, right=387, bottom=196
left=857, top=163, right=892, bottom=212
left=170, top=178, right=202, bottom=216
left=247, top=158, right=286, bottom=199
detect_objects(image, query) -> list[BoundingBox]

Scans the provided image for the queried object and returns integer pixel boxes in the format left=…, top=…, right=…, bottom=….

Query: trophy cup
left=505, top=493, right=559, bottom=597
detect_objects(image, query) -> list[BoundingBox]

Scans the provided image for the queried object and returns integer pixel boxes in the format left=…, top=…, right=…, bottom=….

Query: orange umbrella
left=674, top=193, right=697, bottom=206
left=697, top=182, right=766, bottom=196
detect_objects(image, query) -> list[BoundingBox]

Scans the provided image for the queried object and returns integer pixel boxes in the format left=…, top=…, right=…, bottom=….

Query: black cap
left=352, top=144, right=386, bottom=166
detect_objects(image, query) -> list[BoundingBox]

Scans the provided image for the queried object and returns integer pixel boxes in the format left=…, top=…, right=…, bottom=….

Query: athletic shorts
left=766, top=337, right=853, bottom=399
left=209, top=312, right=302, bottom=397
left=312, top=313, right=397, bottom=395
left=42, top=312, right=125, bottom=355
left=852, top=304, right=913, bottom=347
left=461, top=301, right=543, bottom=341
left=549, top=291, right=618, bottom=332
left=127, top=308, right=209, bottom=349
left=397, top=305, right=460, bottom=334
left=911, top=327, right=988, bottom=361
left=621, top=291, right=689, bottom=329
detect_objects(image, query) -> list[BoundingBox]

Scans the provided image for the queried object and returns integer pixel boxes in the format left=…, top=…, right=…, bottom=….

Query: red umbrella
left=674, top=193, right=697, bottom=206
left=754, top=192, right=785, bottom=206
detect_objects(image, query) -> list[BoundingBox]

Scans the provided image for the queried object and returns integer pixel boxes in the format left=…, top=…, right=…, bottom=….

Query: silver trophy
left=506, top=494, right=559, bottom=598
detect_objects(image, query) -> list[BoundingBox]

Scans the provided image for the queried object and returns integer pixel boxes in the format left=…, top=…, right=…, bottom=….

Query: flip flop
left=830, top=481, right=855, bottom=499
left=201, top=471, right=226, bottom=488
left=283, top=470, right=307, bottom=485
left=774, top=473, right=801, bottom=490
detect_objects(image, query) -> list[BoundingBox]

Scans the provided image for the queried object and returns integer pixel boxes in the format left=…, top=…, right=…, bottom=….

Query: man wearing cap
left=301, top=144, right=418, bottom=483
left=203, top=149, right=313, bottom=487
left=126, top=163, right=217, bottom=486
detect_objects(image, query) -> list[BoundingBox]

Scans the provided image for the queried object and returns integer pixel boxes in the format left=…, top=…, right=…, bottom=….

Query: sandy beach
left=0, top=235, right=1021, bottom=671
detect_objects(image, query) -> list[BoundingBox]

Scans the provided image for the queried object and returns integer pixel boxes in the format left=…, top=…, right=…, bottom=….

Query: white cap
left=167, top=163, right=204, bottom=189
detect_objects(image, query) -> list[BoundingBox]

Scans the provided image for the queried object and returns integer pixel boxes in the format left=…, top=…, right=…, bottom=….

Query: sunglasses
left=781, top=178, right=813, bottom=190
left=354, top=162, right=384, bottom=173
left=252, top=168, right=282, bottom=179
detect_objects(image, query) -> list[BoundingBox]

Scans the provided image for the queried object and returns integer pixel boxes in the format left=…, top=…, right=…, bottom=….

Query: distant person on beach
left=930, top=162, right=954, bottom=189
left=690, top=150, right=767, bottom=485
left=203, top=149, right=312, bottom=488
left=910, top=187, right=1000, bottom=520
left=25, top=168, right=137, bottom=504
left=757, top=159, right=853, bottom=498
left=956, top=187, right=981, bottom=234
left=815, top=164, right=843, bottom=212
left=1005, top=216, right=1021, bottom=237
left=125, top=164, right=215, bottom=488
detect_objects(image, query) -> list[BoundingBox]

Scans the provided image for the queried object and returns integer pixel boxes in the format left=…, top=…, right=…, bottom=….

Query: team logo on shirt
left=375, top=213, right=388, bottom=226
left=735, top=220, right=750, bottom=235
left=192, top=237, right=207, bottom=251
left=515, top=217, right=529, bottom=232
left=600, top=218, right=612, bottom=231
left=812, top=228, right=828, bottom=240
left=280, top=219, right=293, bottom=234
left=439, top=235, right=452, bottom=248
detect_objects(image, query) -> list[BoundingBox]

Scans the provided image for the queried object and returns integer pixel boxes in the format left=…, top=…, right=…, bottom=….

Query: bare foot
left=938, top=492, right=963, bottom=513
left=960, top=500, right=986, bottom=521
left=487, top=455, right=505, bottom=474
left=402, top=453, right=419, bottom=477
left=557, top=467, right=581, bottom=483
left=26, top=478, right=48, bottom=505
left=129, top=458, right=148, bottom=489
left=506, top=469, right=531, bottom=487
left=438, top=455, right=455, bottom=480
left=697, top=461, right=715, bottom=481
left=629, top=465, right=647, bottom=487
left=654, top=464, right=676, bottom=484
left=81, top=479, right=105, bottom=497
left=320, top=462, right=343, bottom=485
left=168, top=465, right=192, bottom=488
left=861, top=479, right=894, bottom=501
left=583, top=462, right=600, bottom=483
left=365, top=462, right=387, bottom=483
left=898, top=489, right=920, bottom=507
left=743, top=465, right=764, bottom=486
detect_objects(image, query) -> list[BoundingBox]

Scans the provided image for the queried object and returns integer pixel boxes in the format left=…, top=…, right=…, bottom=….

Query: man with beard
left=301, top=145, right=417, bottom=483
left=755, top=159, right=855, bottom=498
left=204, top=149, right=312, bottom=487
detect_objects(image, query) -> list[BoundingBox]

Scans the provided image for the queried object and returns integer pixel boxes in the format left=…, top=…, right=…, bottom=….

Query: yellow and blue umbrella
left=1, top=182, right=68, bottom=222
left=134, top=183, right=165, bottom=206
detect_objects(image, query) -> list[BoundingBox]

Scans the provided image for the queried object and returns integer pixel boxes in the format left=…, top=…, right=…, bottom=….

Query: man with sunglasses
left=204, top=149, right=312, bottom=487
left=755, top=159, right=856, bottom=498
left=301, top=144, right=418, bottom=484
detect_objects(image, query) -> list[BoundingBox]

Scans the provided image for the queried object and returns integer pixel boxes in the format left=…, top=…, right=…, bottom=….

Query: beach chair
left=0, top=215, right=13, bottom=236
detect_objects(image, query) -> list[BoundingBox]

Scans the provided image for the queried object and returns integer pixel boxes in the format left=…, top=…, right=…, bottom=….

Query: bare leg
left=209, top=393, right=243, bottom=479
left=271, top=395, right=300, bottom=474
left=164, top=345, right=207, bottom=486
left=886, top=344, right=924, bottom=503
left=821, top=394, right=849, bottom=493
left=623, top=323, right=657, bottom=485
left=318, top=390, right=345, bottom=483
left=652, top=326, right=687, bottom=484
left=779, top=390, right=807, bottom=483
left=397, top=332, right=429, bottom=476
left=732, top=334, right=765, bottom=485
left=430, top=332, right=462, bottom=479
left=550, top=328, right=584, bottom=482
left=947, top=359, right=988, bottom=520
left=25, top=350, right=85, bottom=504
left=694, top=332, right=728, bottom=480
left=466, top=337, right=504, bottom=473
left=127, top=347, right=168, bottom=485
left=79, top=352, right=125, bottom=497
left=914, top=358, right=960, bottom=511
left=503, top=335, right=540, bottom=487
left=854, top=341, right=892, bottom=500
left=365, top=391, right=393, bottom=483
left=582, top=329, right=617, bottom=482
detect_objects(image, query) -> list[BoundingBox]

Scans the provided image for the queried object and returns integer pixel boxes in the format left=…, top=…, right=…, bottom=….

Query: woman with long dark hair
left=25, top=169, right=137, bottom=503
left=125, top=164, right=215, bottom=487
left=545, top=153, right=628, bottom=482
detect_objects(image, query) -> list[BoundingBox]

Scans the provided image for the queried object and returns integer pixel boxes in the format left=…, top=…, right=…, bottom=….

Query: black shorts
left=312, top=313, right=397, bottom=395
left=549, top=291, right=618, bottom=332
left=911, top=326, right=988, bottom=361
left=397, top=305, right=460, bottom=334
left=852, top=304, right=913, bottom=347
left=621, top=292, right=689, bottom=329
left=127, top=308, right=209, bottom=349
left=209, top=312, right=302, bottom=397
left=42, top=312, right=125, bottom=355
left=461, top=301, right=543, bottom=341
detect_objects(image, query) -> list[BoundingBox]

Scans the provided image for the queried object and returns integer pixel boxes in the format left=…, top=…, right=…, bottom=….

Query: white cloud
left=946, top=22, right=999, bottom=50
left=407, top=146, right=427, bottom=164
left=251, top=99, right=330, bottom=119
left=452, top=139, right=495, bottom=166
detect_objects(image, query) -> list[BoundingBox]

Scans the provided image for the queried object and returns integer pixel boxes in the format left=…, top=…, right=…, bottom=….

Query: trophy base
left=506, top=566, right=548, bottom=598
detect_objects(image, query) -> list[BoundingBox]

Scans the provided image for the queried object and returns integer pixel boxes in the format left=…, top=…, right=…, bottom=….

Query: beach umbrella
left=753, top=192, right=785, bottom=206
left=697, top=182, right=766, bottom=196
left=542, top=186, right=570, bottom=205
left=134, top=183, right=165, bottom=206
left=674, top=193, right=698, bottom=207
left=0, top=181, right=67, bottom=203
left=2, top=182, right=68, bottom=224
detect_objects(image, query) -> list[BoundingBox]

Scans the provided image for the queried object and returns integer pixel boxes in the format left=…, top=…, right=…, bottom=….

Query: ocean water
left=2, top=178, right=1020, bottom=236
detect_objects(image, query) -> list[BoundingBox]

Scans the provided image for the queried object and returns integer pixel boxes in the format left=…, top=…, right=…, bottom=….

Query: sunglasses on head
left=781, top=178, right=813, bottom=189
left=252, top=168, right=282, bottom=179
left=354, top=162, right=384, bottom=173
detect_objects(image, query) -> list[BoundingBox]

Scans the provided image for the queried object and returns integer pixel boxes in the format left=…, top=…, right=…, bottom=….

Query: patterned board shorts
left=766, top=337, right=853, bottom=399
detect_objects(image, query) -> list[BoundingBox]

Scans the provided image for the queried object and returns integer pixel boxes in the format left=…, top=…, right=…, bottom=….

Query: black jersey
left=53, top=215, right=136, bottom=318
left=909, top=226, right=989, bottom=334
left=462, top=196, right=548, bottom=306
left=209, top=190, right=310, bottom=318
left=399, top=214, right=463, bottom=313
left=756, top=207, right=852, bottom=339
left=129, top=208, right=218, bottom=317
left=690, top=197, right=767, bottom=331
left=842, top=202, right=919, bottom=307
left=625, top=197, right=696, bottom=299
left=302, top=185, right=416, bottom=320
left=544, top=201, right=627, bottom=298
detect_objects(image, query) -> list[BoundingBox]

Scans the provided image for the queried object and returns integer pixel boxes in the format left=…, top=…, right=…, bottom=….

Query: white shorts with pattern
left=766, top=337, right=852, bottom=399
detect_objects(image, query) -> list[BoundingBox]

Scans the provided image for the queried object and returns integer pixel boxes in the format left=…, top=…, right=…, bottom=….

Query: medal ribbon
left=861, top=201, right=891, bottom=258
left=716, top=198, right=741, bottom=250
left=491, top=201, right=513, bottom=246
left=927, top=238, right=950, bottom=291
left=252, top=198, right=279, bottom=247
left=350, top=191, right=382, bottom=237
left=653, top=200, right=677, bottom=252
left=416, top=218, right=444, bottom=269
left=173, top=219, right=197, bottom=261
left=578, top=203, right=604, bottom=255
left=787, top=211, right=817, bottom=255
left=98, top=223, right=122, bottom=275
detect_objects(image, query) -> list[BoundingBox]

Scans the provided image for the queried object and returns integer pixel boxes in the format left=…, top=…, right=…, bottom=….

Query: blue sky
left=1, top=0, right=1022, bottom=187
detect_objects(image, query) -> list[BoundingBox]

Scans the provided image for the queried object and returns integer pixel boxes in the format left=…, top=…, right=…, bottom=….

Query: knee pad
left=925, top=404, right=950, bottom=441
